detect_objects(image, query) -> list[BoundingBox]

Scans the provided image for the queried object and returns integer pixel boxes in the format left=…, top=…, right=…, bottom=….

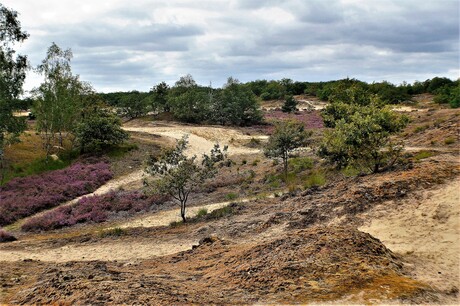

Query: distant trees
left=117, top=90, right=150, bottom=119
left=165, top=75, right=262, bottom=126
left=213, top=77, right=262, bottom=126
left=264, top=120, right=312, bottom=179
left=145, top=136, right=227, bottom=222
left=169, top=75, right=211, bottom=123
left=0, top=4, right=29, bottom=182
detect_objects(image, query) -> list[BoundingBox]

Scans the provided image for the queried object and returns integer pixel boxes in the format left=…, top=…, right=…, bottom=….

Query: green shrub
left=251, top=159, right=260, bottom=166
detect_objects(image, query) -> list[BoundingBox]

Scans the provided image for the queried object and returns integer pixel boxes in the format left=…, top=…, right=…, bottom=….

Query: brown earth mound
left=5, top=226, right=430, bottom=305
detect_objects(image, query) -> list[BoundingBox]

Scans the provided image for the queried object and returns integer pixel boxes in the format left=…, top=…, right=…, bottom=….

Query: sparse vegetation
left=264, top=120, right=312, bottom=179
left=145, top=135, right=228, bottom=222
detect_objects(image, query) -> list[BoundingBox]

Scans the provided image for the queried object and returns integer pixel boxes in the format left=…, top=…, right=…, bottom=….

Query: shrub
left=0, top=228, right=17, bottom=243
left=0, top=160, right=113, bottom=227
left=22, top=191, right=169, bottom=232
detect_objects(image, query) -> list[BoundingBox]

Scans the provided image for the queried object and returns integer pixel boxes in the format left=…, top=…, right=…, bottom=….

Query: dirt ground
left=1, top=104, right=459, bottom=304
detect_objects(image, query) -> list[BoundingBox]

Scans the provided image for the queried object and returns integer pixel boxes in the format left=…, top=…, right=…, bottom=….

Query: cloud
left=2, top=0, right=458, bottom=93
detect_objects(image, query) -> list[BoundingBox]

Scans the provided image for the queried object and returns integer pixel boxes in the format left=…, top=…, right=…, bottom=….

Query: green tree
left=0, top=4, right=28, bottom=182
left=170, top=87, right=210, bottom=123
left=213, top=77, right=262, bottom=126
left=264, top=120, right=312, bottom=179
left=145, top=136, right=227, bottom=222
left=281, top=95, right=298, bottom=113
left=150, top=81, right=170, bottom=112
left=117, top=90, right=150, bottom=119
left=33, top=43, right=89, bottom=159
left=75, top=104, right=129, bottom=153
left=319, top=103, right=408, bottom=173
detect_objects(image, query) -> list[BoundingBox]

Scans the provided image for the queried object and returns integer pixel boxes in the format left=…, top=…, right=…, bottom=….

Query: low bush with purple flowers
left=22, top=191, right=169, bottom=232
left=0, top=160, right=113, bottom=226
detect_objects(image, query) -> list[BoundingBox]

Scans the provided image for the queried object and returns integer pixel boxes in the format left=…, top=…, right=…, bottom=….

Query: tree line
left=98, top=76, right=459, bottom=122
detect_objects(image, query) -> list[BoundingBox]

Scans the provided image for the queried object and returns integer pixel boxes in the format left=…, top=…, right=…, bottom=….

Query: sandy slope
left=360, top=179, right=460, bottom=294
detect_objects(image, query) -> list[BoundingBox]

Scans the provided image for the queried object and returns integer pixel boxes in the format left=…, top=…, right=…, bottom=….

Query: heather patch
left=0, top=161, right=113, bottom=226
left=22, top=191, right=169, bottom=232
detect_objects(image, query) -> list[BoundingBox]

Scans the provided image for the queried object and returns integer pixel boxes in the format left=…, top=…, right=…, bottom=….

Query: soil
left=1, top=103, right=459, bottom=304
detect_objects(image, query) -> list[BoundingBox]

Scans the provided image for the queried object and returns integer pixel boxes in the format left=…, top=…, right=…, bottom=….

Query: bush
left=0, top=228, right=17, bottom=243
left=0, top=160, right=113, bottom=227
left=22, top=191, right=169, bottom=232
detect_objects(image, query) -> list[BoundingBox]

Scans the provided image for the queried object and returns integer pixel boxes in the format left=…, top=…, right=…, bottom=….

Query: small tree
left=319, top=104, right=408, bottom=173
left=75, top=107, right=129, bottom=153
left=150, top=81, right=170, bottom=112
left=264, top=120, right=312, bottom=179
left=145, top=136, right=227, bottom=222
left=281, top=95, right=298, bottom=113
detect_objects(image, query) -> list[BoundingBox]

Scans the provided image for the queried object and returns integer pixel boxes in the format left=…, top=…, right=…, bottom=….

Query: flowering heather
left=22, top=191, right=169, bottom=232
left=0, top=161, right=113, bottom=226
left=263, top=110, right=324, bottom=132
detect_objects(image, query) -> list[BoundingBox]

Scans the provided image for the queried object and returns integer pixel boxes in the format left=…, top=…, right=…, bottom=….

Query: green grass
left=413, top=151, right=434, bottom=161
left=444, top=137, right=455, bottom=145
left=196, top=208, right=208, bottom=218
left=1, top=150, right=79, bottom=185
left=99, top=227, right=125, bottom=238
left=303, top=170, right=326, bottom=189
left=169, top=205, right=237, bottom=227
left=289, top=156, right=314, bottom=173
left=341, top=165, right=361, bottom=177
left=105, top=143, right=138, bottom=158
left=225, top=192, right=238, bottom=201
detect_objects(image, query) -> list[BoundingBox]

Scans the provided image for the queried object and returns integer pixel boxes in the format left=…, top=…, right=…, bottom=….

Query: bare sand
left=360, top=179, right=460, bottom=293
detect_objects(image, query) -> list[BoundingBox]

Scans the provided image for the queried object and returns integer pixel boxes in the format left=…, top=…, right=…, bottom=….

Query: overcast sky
left=3, top=0, right=459, bottom=93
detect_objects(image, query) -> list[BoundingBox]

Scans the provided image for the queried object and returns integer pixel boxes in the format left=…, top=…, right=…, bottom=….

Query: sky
left=3, top=0, right=459, bottom=93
